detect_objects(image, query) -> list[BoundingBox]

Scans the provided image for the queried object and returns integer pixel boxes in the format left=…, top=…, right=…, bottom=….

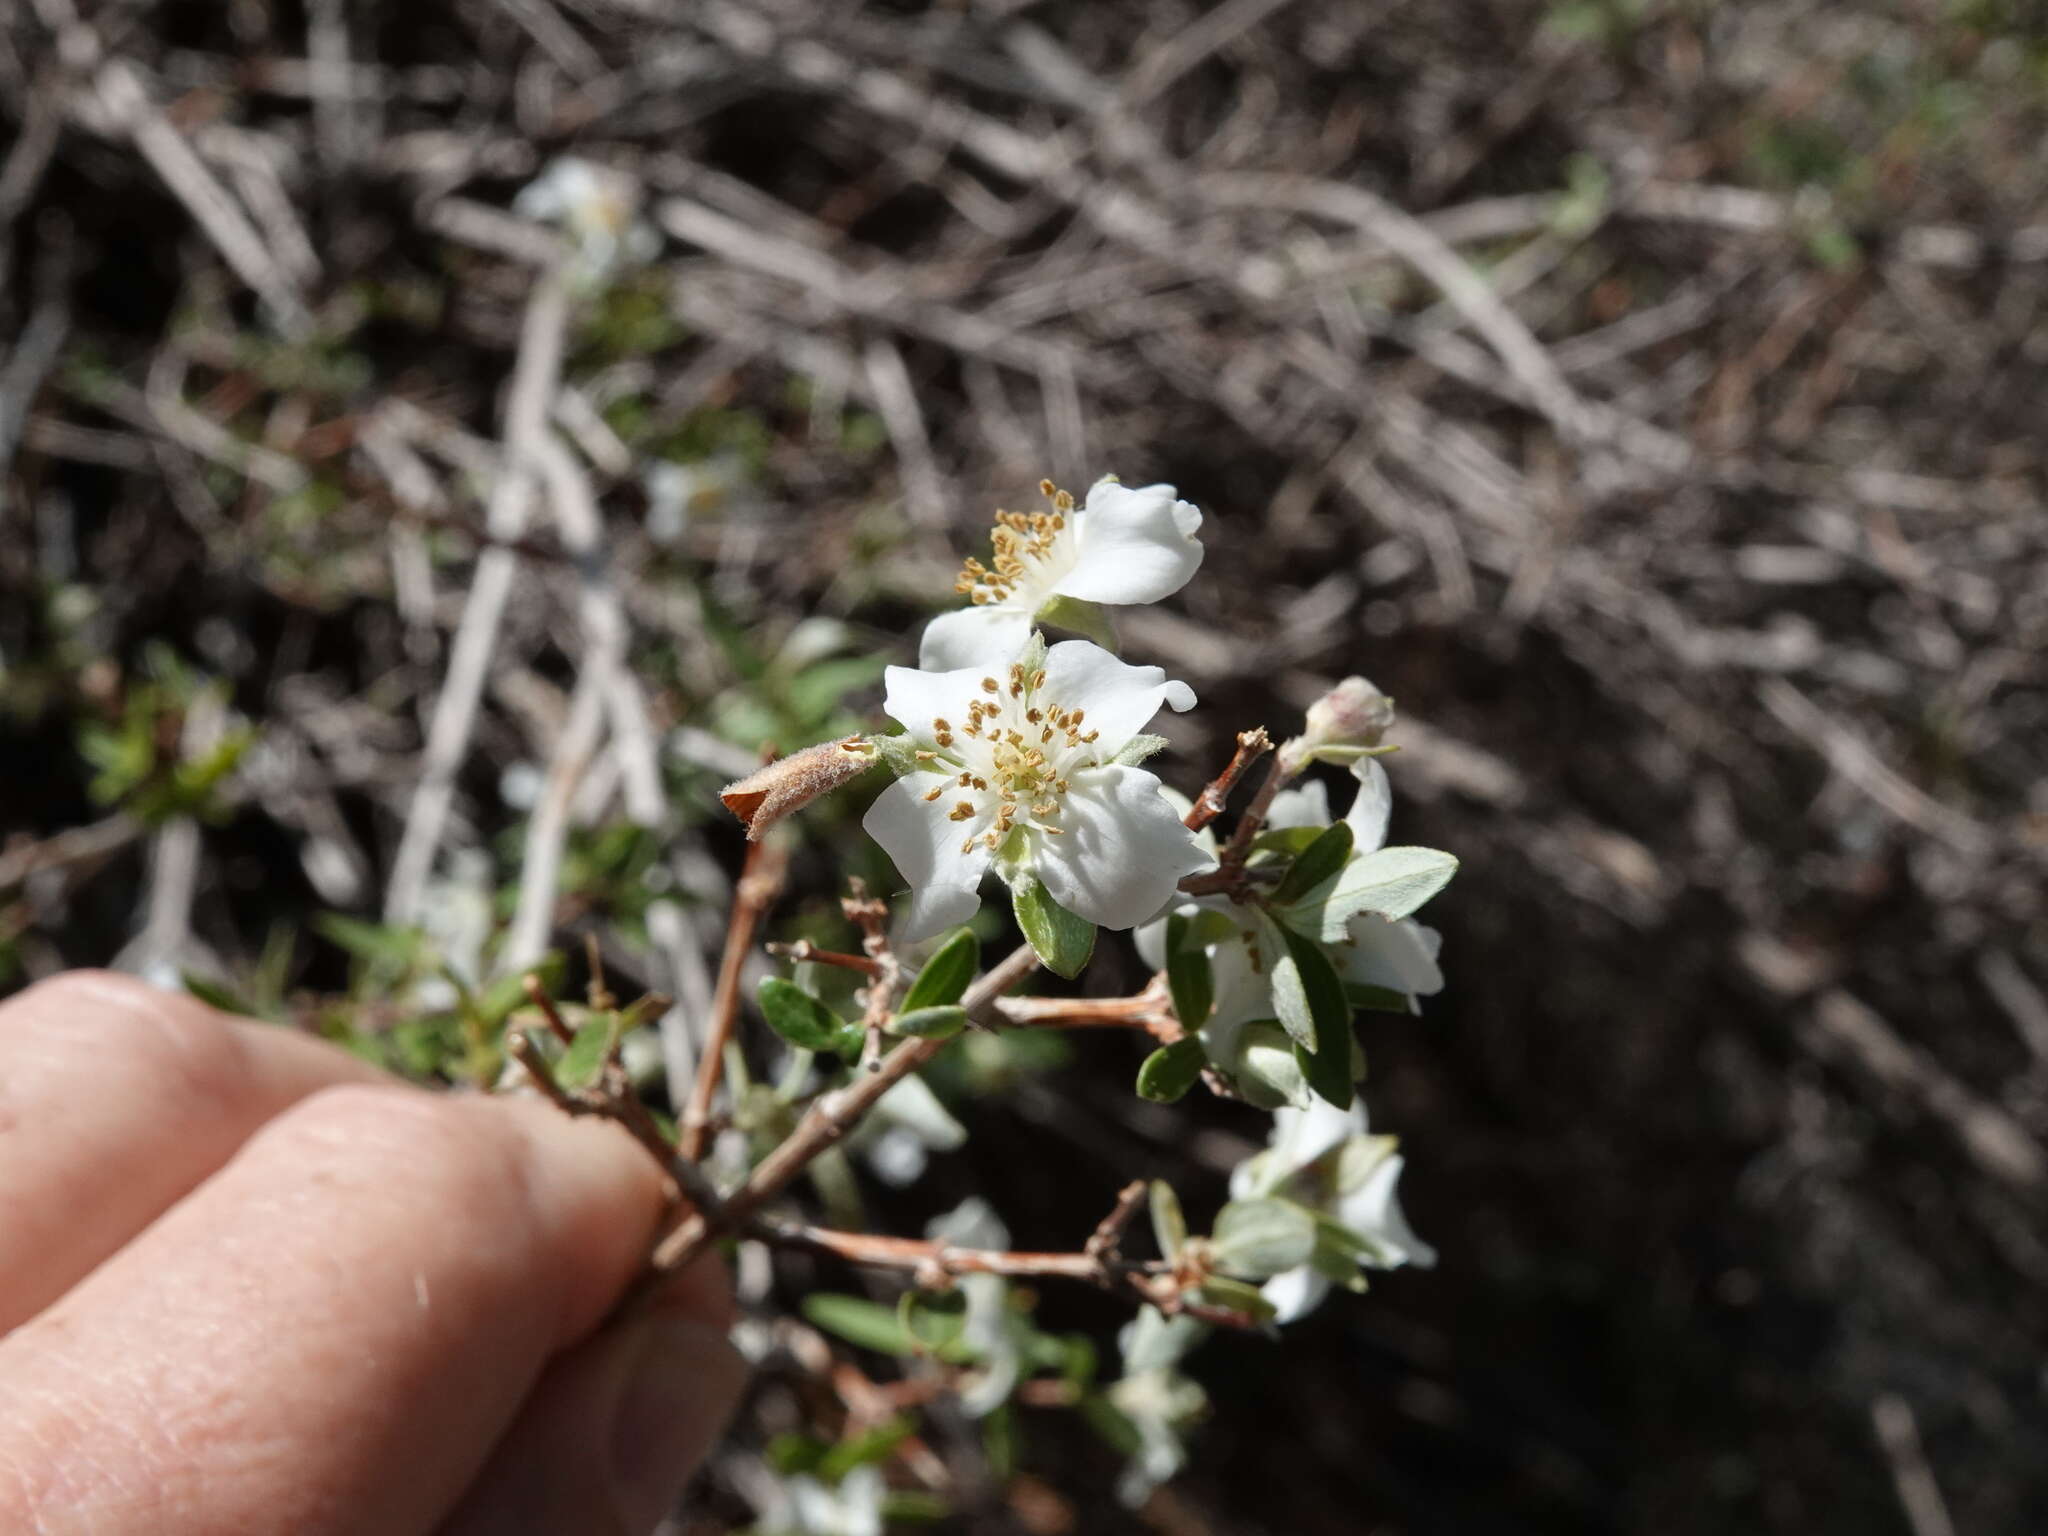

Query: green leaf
left=887, top=1004, right=968, bottom=1040
left=1165, top=943, right=1213, bottom=1030
left=1249, top=824, right=1325, bottom=859
left=1211, top=1198, right=1318, bottom=1279
left=1269, top=821, right=1354, bottom=907
left=900, top=927, right=978, bottom=1012
left=1268, top=923, right=1354, bottom=1109
left=757, top=976, right=849, bottom=1053
left=1276, top=846, right=1458, bottom=944
left=556, top=1013, right=616, bottom=1090
left=1195, top=1275, right=1280, bottom=1321
left=818, top=1415, right=917, bottom=1482
left=1135, top=1037, right=1206, bottom=1103
left=1148, top=1179, right=1187, bottom=1260
left=181, top=971, right=259, bottom=1019
left=1110, top=733, right=1168, bottom=767
left=1167, top=907, right=1239, bottom=952
left=1012, top=874, right=1095, bottom=980
left=803, top=1292, right=971, bottom=1361
left=1235, top=1022, right=1313, bottom=1110
left=313, top=912, right=425, bottom=968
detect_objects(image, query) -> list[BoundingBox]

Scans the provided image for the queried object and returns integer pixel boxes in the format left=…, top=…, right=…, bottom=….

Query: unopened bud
left=721, top=736, right=875, bottom=840
left=1278, top=677, right=1396, bottom=774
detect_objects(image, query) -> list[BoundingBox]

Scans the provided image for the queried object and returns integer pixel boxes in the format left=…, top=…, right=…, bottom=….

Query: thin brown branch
left=994, top=977, right=1182, bottom=1042
left=747, top=1181, right=1264, bottom=1331
left=645, top=941, right=1044, bottom=1286
left=1179, top=747, right=1297, bottom=899
left=1184, top=727, right=1272, bottom=831
left=521, top=971, right=577, bottom=1047
left=765, top=940, right=882, bottom=976
left=680, top=834, right=790, bottom=1161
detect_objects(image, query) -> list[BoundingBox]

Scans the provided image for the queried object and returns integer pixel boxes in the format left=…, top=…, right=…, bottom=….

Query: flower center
left=952, top=481, right=1076, bottom=606
left=919, top=660, right=1103, bottom=854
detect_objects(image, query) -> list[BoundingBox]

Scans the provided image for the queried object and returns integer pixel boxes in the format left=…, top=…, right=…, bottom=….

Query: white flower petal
left=1260, top=1263, right=1333, bottom=1325
left=918, top=604, right=1034, bottom=671
left=863, top=774, right=992, bottom=940
left=881, top=661, right=988, bottom=740
left=1039, top=640, right=1195, bottom=757
left=1267, top=1096, right=1369, bottom=1175
left=1339, top=1152, right=1437, bottom=1269
left=1344, top=755, right=1393, bottom=853
left=1059, top=482, right=1204, bottom=605
left=1266, top=779, right=1332, bottom=831
left=1033, top=765, right=1209, bottom=929
left=1343, top=916, right=1445, bottom=997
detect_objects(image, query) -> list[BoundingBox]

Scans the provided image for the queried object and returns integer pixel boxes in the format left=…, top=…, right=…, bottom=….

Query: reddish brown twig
left=1184, top=726, right=1272, bottom=832
left=646, top=941, right=1043, bottom=1286
left=1179, top=745, right=1297, bottom=899
left=747, top=1178, right=1263, bottom=1330
left=522, top=971, right=577, bottom=1046
left=680, top=834, right=790, bottom=1161
left=994, top=975, right=1182, bottom=1042
left=766, top=939, right=882, bottom=976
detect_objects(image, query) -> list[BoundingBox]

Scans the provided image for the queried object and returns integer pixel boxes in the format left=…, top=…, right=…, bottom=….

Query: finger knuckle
left=9, top=970, right=252, bottom=1117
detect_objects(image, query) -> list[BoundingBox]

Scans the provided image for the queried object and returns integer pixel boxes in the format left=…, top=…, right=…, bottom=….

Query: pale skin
left=0, top=972, right=747, bottom=1535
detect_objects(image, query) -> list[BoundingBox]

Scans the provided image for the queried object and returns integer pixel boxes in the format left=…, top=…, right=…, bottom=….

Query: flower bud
left=721, top=736, right=875, bottom=840
left=1278, top=677, right=1395, bottom=774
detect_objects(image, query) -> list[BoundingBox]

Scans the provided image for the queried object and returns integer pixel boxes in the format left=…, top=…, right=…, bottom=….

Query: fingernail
left=609, top=1315, right=748, bottom=1532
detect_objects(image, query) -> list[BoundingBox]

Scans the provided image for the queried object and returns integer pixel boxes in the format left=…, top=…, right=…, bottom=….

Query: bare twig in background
left=384, top=265, right=569, bottom=926
left=678, top=835, right=789, bottom=1163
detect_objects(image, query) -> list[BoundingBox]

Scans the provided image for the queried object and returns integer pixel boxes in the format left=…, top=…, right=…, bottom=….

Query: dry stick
left=748, top=1187, right=1261, bottom=1328
left=1183, top=727, right=1272, bottom=832
left=766, top=940, right=882, bottom=976
left=678, top=835, right=790, bottom=1162
left=501, top=663, right=611, bottom=975
left=649, top=941, right=1044, bottom=1282
left=383, top=265, right=570, bottom=925
left=995, top=979, right=1180, bottom=1043
left=1178, top=745, right=1293, bottom=899
left=92, top=60, right=312, bottom=338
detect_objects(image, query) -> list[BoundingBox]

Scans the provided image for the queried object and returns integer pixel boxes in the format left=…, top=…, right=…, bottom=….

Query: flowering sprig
left=521, top=474, right=1465, bottom=1512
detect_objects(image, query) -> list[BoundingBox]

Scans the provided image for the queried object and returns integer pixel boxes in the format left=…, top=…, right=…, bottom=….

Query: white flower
left=864, top=638, right=1208, bottom=940
left=775, top=1465, right=885, bottom=1536
left=1230, top=1097, right=1436, bottom=1323
left=919, top=480, right=1204, bottom=670
left=513, top=156, right=659, bottom=280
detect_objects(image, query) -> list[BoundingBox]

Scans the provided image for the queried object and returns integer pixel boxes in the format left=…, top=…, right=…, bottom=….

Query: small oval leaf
left=900, top=927, right=979, bottom=1013
left=1013, top=874, right=1095, bottom=980
left=887, top=1004, right=969, bottom=1040
left=1211, top=1197, right=1318, bottom=1280
left=757, top=976, right=849, bottom=1053
left=1136, top=1037, right=1207, bottom=1103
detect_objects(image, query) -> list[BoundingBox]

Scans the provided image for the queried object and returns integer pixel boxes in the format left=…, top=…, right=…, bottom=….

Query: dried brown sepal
left=720, top=735, right=875, bottom=839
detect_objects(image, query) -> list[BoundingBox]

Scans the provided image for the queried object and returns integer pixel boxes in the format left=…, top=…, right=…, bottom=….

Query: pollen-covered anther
left=949, top=801, right=976, bottom=821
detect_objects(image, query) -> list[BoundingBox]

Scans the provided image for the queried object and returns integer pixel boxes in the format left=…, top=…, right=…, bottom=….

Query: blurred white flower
left=1230, top=1096, right=1436, bottom=1323
left=864, top=639, right=1206, bottom=939
left=774, top=1464, right=885, bottom=1536
left=919, top=479, right=1203, bottom=670
left=1107, top=1307, right=1209, bottom=1505
left=513, top=156, right=659, bottom=280
left=858, top=1073, right=966, bottom=1187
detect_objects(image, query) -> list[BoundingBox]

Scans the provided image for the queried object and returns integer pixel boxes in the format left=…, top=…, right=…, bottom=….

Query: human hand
left=0, top=972, right=746, bottom=1535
